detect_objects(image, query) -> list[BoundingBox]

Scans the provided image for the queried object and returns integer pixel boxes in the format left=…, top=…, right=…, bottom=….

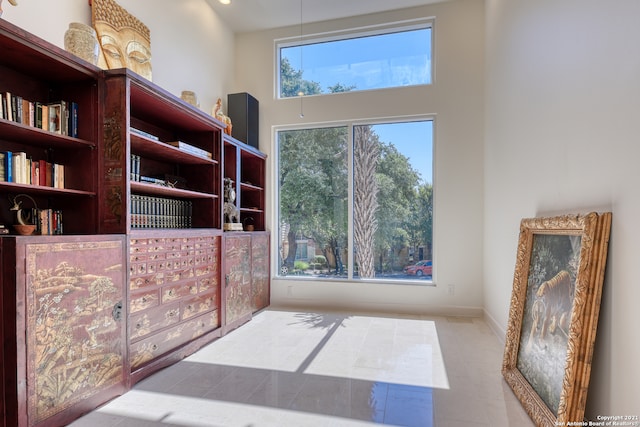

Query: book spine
left=0, top=152, right=5, bottom=182
left=5, top=151, right=12, bottom=182
left=69, top=101, right=78, bottom=138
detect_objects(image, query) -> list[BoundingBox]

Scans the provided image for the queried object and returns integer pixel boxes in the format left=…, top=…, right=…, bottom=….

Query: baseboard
left=483, top=308, right=506, bottom=345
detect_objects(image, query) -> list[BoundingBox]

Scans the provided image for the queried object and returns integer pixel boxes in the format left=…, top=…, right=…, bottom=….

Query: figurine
left=223, top=177, right=240, bottom=225
left=0, top=0, right=18, bottom=17
left=213, top=98, right=233, bottom=135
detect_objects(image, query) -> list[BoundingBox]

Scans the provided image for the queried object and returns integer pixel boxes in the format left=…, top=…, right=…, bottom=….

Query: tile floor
left=69, top=309, right=534, bottom=427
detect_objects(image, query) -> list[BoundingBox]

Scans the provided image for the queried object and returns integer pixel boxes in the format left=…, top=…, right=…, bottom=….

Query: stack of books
left=130, top=194, right=192, bottom=229
left=164, top=140, right=212, bottom=159
left=1, top=93, right=78, bottom=137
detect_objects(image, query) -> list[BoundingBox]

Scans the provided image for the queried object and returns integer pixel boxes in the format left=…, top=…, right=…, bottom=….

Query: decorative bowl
left=13, top=224, right=36, bottom=235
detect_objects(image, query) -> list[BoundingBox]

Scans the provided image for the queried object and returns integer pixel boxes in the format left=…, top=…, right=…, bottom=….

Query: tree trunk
left=284, top=229, right=298, bottom=272
left=353, top=126, right=379, bottom=278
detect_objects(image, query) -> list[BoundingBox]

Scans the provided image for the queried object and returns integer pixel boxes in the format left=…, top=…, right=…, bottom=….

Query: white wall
left=484, top=0, right=640, bottom=417
left=233, top=0, right=485, bottom=316
left=2, top=0, right=235, bottom=115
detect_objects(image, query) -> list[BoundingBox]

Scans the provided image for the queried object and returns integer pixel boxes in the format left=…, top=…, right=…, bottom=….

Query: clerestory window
left=277, top=20, right=433, bottom=98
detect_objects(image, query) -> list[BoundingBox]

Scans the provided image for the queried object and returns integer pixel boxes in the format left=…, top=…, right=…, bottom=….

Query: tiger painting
left=525, top=270, right=573, bottom=352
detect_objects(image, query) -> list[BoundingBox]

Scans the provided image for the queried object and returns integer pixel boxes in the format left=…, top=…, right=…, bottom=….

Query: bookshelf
left=99, top=69, right=223, bottom=233
left=0, top=20, right=99, bottom=235
left=223, top=134, right=267, bottom=231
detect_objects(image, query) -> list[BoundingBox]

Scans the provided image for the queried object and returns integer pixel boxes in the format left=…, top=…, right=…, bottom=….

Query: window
left=277, top=120, right=434, bottom=282
left=278, top=21, right=432, bottom=98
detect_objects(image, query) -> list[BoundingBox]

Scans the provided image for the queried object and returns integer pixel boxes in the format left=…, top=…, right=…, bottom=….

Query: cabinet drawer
left=130, top=289, right=160, bottom=313
left=161, top=280, right=198, bottom=304
left=165, top=267, right=195, bottom=283
left=182, top=290, right=217, bottom=320
left=197, top=275, right=217, bottom=293
left=130, top=309, right=220, bottom=370
left=129, top=301, right=181, bottom=341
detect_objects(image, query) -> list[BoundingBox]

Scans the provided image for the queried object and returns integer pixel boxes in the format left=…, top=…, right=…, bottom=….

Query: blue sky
left=371, top=121, right=434, bottom=186
left=282, top=27, right=431, bottom=94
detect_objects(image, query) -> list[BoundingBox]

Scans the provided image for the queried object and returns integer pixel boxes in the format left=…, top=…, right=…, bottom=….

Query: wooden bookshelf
left=0, top=20, right=99, bottom=235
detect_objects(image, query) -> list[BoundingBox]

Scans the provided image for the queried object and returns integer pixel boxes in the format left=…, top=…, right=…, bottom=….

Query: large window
left=277, top=120, right=434, bottom=282
left=278, top=21, right=432, bottom=98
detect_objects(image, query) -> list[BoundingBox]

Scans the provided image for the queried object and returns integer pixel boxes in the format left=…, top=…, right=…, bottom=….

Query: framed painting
left=502, top=212, right=612, bottom=426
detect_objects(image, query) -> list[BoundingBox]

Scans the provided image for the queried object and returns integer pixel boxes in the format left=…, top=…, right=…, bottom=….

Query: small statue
left=223, top=178, right=240, bottom=228
left=213, top=98, right=233, bottom=136
left=0, top=0, right=18, bottom=17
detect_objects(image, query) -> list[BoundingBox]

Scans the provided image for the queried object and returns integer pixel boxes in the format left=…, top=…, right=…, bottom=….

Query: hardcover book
left=165, top=140, right=212, bottom=159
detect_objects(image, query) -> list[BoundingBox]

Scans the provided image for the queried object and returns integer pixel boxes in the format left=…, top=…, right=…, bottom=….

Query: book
left=48, top=102, right=62, bottom=134
left=4, top=92, right=12, bottom=121
left=68, top=101, right=78, bottom=138
left=38, top=159, right=47, bottom=186
left=164, top=140, right=212, bottom=159
left=0, top=152, right=4, bottom=182
left=41, top=104, right=49, bottom=131
left=35, top=102, right=43, bottom=129
left=130, top=127, right=159, bottom=141
left=4, top=151, right=12, bottom=182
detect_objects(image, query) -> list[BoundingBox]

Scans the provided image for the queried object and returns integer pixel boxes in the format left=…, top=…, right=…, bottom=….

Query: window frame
left=274, top=115, right=436, bottom=285
left=274, top=18, right=435, bottom=99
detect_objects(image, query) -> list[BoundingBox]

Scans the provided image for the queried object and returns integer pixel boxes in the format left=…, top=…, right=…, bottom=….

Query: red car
left=404, top=260, right=432, bottom=276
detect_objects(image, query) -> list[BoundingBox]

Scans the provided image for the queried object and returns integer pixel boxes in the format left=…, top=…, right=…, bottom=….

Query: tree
left=406, top=183, right=433, bottom=262
left=353, top=125, right=379, bottom=278
left=280, top=57, right=322, bottom=97
left=278, top=127, right=348, bottom=272
left=373, top=142, right=421, bottom=272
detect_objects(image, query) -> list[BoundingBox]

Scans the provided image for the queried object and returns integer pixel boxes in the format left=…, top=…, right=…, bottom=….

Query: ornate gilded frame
left=502, top=212, right=611, bottom=426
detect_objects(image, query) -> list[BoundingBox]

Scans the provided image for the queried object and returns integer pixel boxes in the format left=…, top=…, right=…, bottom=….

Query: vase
left=181, top=90, right=199, bottom=108
left=64, top=22, right=100, bottom=65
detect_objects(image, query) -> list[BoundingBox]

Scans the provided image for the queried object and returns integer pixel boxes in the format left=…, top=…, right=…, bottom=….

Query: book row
left=131, top=194, right=193, bottom=229
left=1, top=92, right=78, bottom=137
left=20, top=208, right=63, bottom=235
left=0, top=152, right=65, bottom=188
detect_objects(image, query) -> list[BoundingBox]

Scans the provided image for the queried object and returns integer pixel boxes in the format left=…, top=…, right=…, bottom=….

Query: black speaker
left=228, top=92, right=259, bottom=150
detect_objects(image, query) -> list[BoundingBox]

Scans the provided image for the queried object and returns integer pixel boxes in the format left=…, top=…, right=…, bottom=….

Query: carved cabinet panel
left=223, top=234, right=253, bottom=330
left=1, top=235, right=127, bottom=427
left=251, top=232, right=270, bottom=313
left=223, top=232, right=270, bottom=332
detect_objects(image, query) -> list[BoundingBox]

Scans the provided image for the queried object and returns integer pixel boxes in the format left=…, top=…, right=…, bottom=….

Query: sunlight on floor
left=186, top=311, right=450, bottom=389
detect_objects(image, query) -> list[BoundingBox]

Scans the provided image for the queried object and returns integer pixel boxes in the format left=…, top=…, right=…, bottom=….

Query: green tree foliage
left=406, top=183, right=433, bottom=262
left=280, top=57, right=322, bottom=97
left=278, top=127, right=348, bottom=272
left=373, top=142, right=421, bottom=272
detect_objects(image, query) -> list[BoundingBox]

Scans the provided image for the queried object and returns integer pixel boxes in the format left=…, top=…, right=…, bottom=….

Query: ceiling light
left=219, top=0, right=231, bottom=4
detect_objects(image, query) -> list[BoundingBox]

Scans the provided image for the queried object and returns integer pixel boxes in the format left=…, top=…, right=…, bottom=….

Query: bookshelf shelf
left=0, top=181, right=96, bottom=196
left=131, top=133, right=218, bottom=165
left=0, top=119, right=96, bottom=149
left=131, top=181, right=218, bottom=199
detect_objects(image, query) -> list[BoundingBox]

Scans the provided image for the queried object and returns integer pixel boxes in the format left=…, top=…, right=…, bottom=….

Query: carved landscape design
left=225, top=236, right=252, bottom=325
left=25, top=240, right=124, bottom=424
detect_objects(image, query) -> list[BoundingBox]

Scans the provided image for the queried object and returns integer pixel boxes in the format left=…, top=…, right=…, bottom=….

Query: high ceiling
left=205, top=0, right=446, bottom=33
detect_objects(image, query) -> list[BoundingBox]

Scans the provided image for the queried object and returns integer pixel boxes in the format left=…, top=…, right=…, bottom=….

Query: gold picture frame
left=502, top=212, right=611, bottom=426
